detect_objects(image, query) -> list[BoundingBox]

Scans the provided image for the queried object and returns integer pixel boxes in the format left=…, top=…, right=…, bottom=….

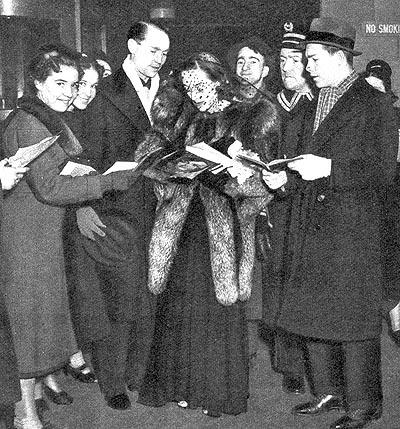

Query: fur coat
left=136, top=79, right=280, bottom=306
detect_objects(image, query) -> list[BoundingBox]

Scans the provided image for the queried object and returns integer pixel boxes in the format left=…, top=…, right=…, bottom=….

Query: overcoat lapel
left=101, top=68, right=151, bottom=132
left=306, top=78, right=365, bottom=154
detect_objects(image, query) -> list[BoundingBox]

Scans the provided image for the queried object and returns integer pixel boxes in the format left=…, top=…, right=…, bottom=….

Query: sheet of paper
left=8, top=134, right=60, bottom=168
left=102, top=161, right=138, bottom=175
left=237, top=153, right=304, bottom=171
left=186, top=142, right=236, bottom=168
left=59, top=161, right=96, bottom=177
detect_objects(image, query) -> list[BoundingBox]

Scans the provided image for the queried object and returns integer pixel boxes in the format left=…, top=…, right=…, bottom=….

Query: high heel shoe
left=63, top=363, right=97, bottom=383
left=42, top=384, right=73, bottom=405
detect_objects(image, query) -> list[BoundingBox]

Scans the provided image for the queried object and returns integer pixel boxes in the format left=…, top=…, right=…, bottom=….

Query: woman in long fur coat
left=135, top=52, right=280, bottom=417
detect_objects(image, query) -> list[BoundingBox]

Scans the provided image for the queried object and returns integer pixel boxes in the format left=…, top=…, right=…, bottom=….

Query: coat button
left=317, top=194, right=325, bottom=202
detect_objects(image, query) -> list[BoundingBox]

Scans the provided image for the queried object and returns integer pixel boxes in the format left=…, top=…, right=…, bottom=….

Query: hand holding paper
left=8, top=134, right=59, bottom=168
left=287, top=154, right=331, bottom=181
left=262, top=170, right=288, bottom=190
left=0, top=159, right=29, bottom=190
left=186, top=142, right=253, bottom=184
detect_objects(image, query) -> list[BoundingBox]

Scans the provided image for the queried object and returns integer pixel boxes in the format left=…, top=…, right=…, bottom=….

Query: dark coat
left=0, top=290, right=19, bottom=406
left=85, top=67, right=156, bottom=231
left=1, top=110, right=106, bottom=377
left=267, top=90, right=318, bottom=274
left=266, top=77, right=398, bottom=342
left=0, top=190, right=20, bottom=405
left=72, top=67, right=157, bottom=375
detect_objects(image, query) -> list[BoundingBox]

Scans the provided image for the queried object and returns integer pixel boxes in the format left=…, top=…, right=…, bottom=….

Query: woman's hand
left=76, top=206, right=106, bottom=240
left=262, top=170, right=287, bottom=190
left=0, top=159, right=29, bottom=190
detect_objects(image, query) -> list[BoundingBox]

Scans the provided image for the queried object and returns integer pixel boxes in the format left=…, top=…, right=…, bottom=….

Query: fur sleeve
left=232, top=97, right=281, bottom=161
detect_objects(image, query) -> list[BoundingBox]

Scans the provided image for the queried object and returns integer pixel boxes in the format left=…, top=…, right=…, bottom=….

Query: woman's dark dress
left=138, top=190, right=249, bottom=416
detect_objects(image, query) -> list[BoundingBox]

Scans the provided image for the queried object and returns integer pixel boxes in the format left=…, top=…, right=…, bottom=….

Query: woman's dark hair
left=171, top=52, right=245, bottom=105
left=179, top=52, right=227, bottom=84
left=26, top=43, right=81, bottom=95
left=79, top=55, right=103, bottom=82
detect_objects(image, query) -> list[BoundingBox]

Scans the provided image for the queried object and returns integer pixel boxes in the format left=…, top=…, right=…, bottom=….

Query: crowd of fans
left=0, top=15, right=399, bottom=429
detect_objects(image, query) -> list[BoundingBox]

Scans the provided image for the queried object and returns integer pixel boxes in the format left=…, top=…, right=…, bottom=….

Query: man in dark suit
left=263, top=17, right=398, bottom=429
left=73, top=21, right=169, bottom=410
left=265, top=23, right=316, bottom=397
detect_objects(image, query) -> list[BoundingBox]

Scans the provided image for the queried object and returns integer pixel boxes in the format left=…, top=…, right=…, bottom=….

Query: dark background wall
left=1, top=0, right=400, bottom=108
left=104, top=0, right=320, bottom=81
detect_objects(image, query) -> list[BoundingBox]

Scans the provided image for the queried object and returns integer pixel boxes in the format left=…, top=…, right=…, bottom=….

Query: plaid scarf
left=313, top=71, right=358, bottom=134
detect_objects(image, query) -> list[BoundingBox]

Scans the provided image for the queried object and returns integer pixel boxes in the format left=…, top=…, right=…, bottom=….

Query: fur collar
left=151, top=79, right=280, bottom=161
left=17, top=95, right=81, bottom=157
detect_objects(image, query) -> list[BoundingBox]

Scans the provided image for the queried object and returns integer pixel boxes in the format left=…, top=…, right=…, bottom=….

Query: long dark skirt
left=138, top=191, right=249, bottom=416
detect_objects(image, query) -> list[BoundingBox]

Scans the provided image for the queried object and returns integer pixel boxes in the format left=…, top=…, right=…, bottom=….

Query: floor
left=47, top=324, right=400, bottom=429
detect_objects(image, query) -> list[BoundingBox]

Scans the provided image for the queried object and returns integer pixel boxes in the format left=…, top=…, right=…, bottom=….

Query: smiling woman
left=0, top=44, right=142, bottom=429
left=68, top=56, right=101, bottom=112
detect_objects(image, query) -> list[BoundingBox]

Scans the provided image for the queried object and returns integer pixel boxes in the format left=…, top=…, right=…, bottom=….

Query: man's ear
left=127, top=38, right=138, bottom=55
left=262, top=65, right=270, bottom=79
left=336, top=50, right=347, bottom=65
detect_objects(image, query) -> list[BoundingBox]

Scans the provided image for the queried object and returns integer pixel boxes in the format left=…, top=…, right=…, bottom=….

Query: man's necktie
left=140, top=78, right=151, bottom=89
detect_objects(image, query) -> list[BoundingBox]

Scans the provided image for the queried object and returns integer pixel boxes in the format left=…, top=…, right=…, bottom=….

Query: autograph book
left=236, top=153, right=304, bottom=172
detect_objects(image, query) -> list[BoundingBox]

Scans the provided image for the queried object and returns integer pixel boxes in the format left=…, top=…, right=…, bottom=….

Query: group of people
left=0, top=14, right=398, bottom=429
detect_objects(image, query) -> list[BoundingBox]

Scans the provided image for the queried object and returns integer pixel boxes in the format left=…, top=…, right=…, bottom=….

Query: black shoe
left=43, top=384, right=73, bottom=405
left=292, top=394, right=344, bottom=416
left=329, top=405, right=382, bottom=429
left=106, top=393, right=131, bottom=410
left=64, top=363, right=97, bottom=383
left=282, top=374, right=305, bottom=395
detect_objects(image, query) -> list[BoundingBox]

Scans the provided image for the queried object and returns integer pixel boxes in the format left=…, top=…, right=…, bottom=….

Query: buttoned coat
left=268, top=77, right=398, bottom=341
left=1, top=110, right=106, bottom=377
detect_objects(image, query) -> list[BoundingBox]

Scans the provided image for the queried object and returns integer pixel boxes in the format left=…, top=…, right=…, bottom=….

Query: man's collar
left=277, top=88, right=314, bottom=112
left=333, top=70, right=358, bottom=95
left=122, top=55, right=159, bottom=93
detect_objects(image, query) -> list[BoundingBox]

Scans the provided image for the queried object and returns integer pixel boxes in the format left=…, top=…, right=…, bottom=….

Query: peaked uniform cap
left=280, top=21, right=308, bottom=51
